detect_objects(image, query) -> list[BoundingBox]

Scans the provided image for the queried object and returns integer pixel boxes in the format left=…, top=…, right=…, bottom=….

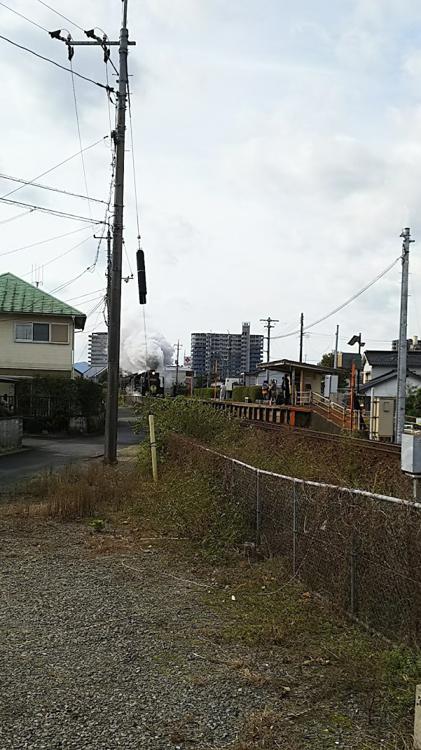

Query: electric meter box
left=401, top=431, right=421, bottom=475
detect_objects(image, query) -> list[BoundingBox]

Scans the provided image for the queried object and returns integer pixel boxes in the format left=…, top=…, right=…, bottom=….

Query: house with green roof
left=0, top=273, right=86, bottom=381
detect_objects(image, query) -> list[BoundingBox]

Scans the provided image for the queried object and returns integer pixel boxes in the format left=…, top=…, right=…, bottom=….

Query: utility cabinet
left=369, top=397, right=395, bottom=441
left=401, top=430, right=421, bottom=475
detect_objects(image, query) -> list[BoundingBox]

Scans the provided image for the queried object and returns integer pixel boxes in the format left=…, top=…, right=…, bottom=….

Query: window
left=33, top=323, right=49, bottom=342
left=51, top=324, right=69, bottom=343
left=14, top=322, right=69, bottom=344
left=15, top=323, right=32, bottom=341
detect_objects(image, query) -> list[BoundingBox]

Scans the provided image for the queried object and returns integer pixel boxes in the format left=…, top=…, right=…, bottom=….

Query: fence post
left=255, top=469, right=261, bottom=546
left=350, top=530, right=359, bottom=617
left=148, top=414, right=158, bottom=482
left=292, top=482, right=298, bottom=576
left=414, top=685, right=421, bottom=750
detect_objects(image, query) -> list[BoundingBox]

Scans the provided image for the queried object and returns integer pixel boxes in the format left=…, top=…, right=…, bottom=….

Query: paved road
left=0, top=407, right=139, bottom=489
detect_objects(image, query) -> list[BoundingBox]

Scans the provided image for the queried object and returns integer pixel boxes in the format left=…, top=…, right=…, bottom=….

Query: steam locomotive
left=129, top=370, right=163, bottom=397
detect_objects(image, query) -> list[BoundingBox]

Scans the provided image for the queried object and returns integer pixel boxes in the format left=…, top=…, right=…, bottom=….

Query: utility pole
left=260, top=317, right=279, bottom=379
left=299, top=313, right=304, bottom=363
left=50, top=4, right=136, bottom=463
left=333, top=325, right=339, bottom=368
left=395, top=227, right=414, bottom=444
left=175, top=340, right=180, bottom=391
left=104, top=0, right=130, bottom=463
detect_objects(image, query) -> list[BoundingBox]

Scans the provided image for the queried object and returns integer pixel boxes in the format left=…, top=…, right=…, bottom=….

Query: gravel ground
left=0, top=520, right=288, bottom=750
left=0, top=520, right=400, bottom=750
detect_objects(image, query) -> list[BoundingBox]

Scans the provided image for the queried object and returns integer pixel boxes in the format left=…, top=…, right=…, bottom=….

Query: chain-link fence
left=170, top=435, right=421, bottom=644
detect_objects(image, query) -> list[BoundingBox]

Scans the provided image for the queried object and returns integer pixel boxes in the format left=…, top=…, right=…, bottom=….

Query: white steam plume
left=120, top=326, right=174, bottom=373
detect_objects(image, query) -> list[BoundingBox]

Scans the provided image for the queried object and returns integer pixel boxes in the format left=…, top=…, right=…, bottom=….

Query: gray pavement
left=0, top=407, right=139, bottom=490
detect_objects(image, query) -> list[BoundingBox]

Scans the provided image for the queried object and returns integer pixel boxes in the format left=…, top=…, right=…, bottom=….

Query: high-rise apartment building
left=191, top=322, right=263, bottom=379
left=88, top=332, right=108, bottom=367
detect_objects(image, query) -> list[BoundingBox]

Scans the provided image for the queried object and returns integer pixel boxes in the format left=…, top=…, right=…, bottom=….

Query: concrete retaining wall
left=0, top=418, right=23, bottom=450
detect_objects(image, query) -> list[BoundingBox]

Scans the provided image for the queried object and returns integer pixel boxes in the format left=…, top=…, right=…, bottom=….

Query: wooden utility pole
left=299, top=312, right=304, bottom=363
left=49, top=6, right=136, bottom=463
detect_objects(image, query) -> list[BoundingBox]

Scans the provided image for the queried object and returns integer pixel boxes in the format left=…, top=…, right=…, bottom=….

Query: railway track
left=241, top=419, right=401, bottom=456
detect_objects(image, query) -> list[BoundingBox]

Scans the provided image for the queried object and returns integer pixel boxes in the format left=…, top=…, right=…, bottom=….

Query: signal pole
left=395, top=227, right=414, bottom=444
left=299, top=312, right=304, bottom=363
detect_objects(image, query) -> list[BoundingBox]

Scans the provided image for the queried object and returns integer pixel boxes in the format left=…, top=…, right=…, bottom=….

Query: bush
left=15, top=377, right=104, bottom=433
left=134, top=396, right=241, bottom=454
left=193, top=387, right=219, bottom=399
left=232, top=386, right=262, bottom=402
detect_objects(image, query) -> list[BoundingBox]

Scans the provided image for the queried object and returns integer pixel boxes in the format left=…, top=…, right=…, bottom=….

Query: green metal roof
left=0, top=273, right=86, bottom=330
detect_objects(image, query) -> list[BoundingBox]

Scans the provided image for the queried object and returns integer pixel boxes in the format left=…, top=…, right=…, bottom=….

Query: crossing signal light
left=136, top=249, right=147, bottom=305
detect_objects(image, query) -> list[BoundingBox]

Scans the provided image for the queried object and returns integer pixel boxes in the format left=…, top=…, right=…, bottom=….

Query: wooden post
left=148, top=414, right=158, bottom=482
left=414, top=685, right=421, bottom=749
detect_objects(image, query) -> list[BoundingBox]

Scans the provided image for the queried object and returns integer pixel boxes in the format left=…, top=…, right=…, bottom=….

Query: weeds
left=133, top=397, right=412, bottom=498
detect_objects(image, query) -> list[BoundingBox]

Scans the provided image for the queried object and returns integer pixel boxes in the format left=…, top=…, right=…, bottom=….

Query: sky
left=2, top=0, right=421, bottom=367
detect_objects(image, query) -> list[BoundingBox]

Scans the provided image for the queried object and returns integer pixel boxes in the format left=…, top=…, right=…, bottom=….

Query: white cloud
left=1, top=0, right=421, bottom=367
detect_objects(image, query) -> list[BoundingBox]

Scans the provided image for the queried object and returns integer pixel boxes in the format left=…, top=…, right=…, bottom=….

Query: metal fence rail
left=170, top=435, right=421, bottom=644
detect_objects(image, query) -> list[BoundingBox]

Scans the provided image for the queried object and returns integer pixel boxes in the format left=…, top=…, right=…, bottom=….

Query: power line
left=0, top=225, right=88, bottom=258
left=32, top=0, right=85, bottom=32
left=69, top=59, right=93, bottom=222
left=272, top=256, right=401, bottom=341
left=0, top=196, right=103, bottom=224
left=0, top=34, right=114, bottom=92
left=21, top=235, right=93, bottom=277
left=0, top=1, right=48, bottom=32
left=50, top=267, right=94, bottom=295
left=0, top=208, right=34, bottom=226
left=0, top=173, right=106, bottom=204
left=0, top=134, right=108, bottom=200
left=127, top=77, right=141, bottom=240
left=64, top=288, right=105, bottom=302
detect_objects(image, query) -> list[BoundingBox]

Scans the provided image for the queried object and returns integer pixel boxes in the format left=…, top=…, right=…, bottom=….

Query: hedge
left=232, top=386, right=262, bottom=402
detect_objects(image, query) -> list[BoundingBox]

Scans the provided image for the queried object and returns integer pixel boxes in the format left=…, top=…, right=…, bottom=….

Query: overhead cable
left=272, top=256, right=401, bottom=341
left=0, top=34, right=114, bottom=92
left=33, top=0, right=85, bottom=32
left=0, top=208, right=34, bottom=226
left=0, top=225, right=88, bottom=258
left=0, top=1, right=48, bottom=32
left=0, top=173, right=106, bottom=204
left=64, top=288, right=105, bottom=303
left=0, top=135, right=108, bottom=200
left=0, top=196, right=103, bottom=224
left=50, top=267, right=94, bottom=295
left=21, top=235, right=92, bottom=278
left=69, top=58, right=93, bottom=225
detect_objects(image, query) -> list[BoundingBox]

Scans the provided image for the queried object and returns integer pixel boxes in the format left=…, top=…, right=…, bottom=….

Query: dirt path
left=0, top=520, right=404, bottom=749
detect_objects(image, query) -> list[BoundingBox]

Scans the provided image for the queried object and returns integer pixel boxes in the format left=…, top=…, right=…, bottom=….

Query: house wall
left=368, top=374, right=421, bottom=398
left=0, top=315, right=74, bottom=376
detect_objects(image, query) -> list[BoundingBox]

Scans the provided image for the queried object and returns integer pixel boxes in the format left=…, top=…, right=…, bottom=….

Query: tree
left=406, top=387, right=421, bottom=418
left=318, top=352, right=348, bottom=389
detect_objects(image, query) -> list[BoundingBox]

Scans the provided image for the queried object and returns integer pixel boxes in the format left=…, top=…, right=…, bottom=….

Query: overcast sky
left=2, top=0, right=421, bottom=366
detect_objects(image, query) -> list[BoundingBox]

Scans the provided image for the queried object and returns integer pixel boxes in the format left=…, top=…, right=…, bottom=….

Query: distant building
left=89, top=332, right=108, bottom=367
left=392, top=335, right=421, bottom=352
left=191, top=322, right=264, bottom=379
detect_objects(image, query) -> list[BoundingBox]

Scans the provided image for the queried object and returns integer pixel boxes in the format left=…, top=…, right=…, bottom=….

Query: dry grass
left=1, top=461, right=142, bottom=522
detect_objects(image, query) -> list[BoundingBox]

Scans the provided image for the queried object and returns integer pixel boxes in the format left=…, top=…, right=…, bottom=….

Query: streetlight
left=347, top=333, right=365, bottom=394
